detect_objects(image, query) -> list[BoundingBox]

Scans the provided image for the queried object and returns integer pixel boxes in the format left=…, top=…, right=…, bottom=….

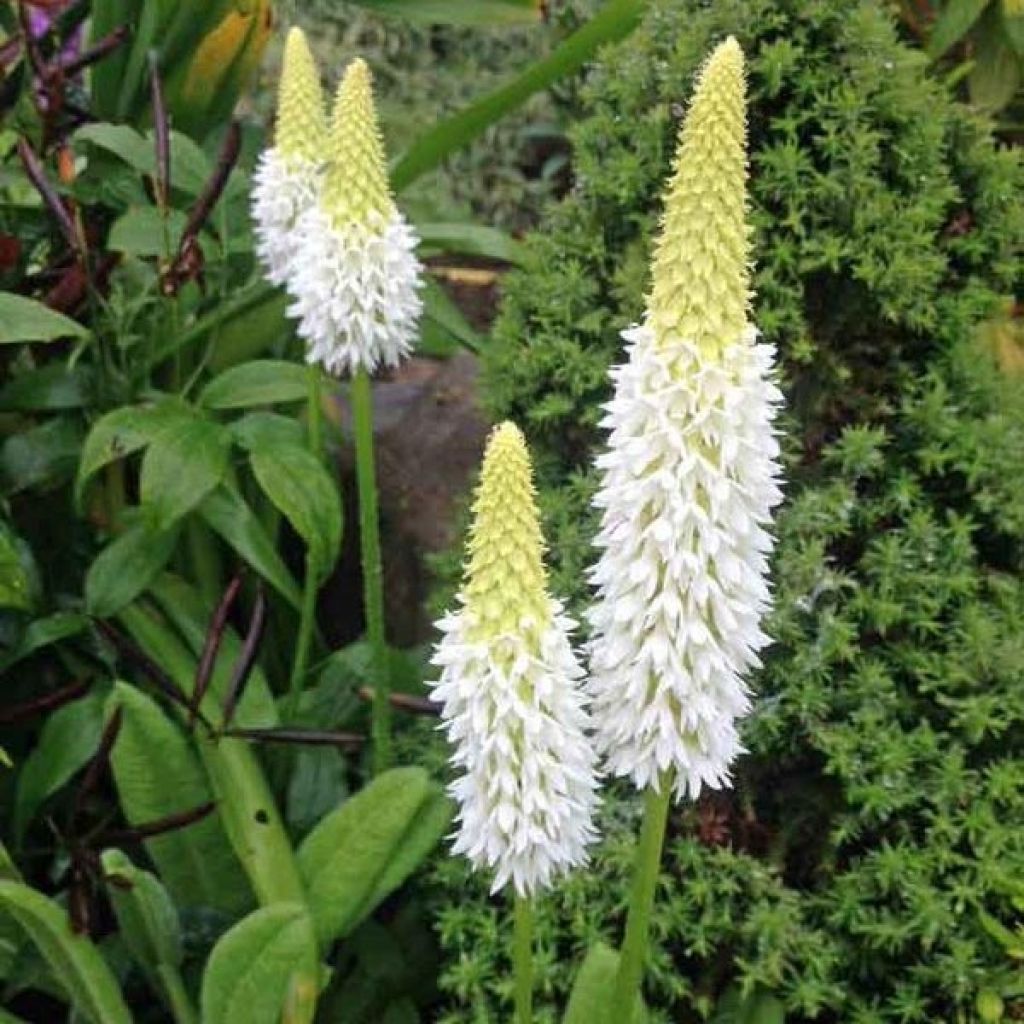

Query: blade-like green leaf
left=249, top=443, right=343, bottom=577
left=347, top=0, right=541, bottom=25
left=140, top=416, right=231, bottom=531
left=0, top=294, right=88, bottom=344
left=105, top=682, right=251, bottom=914
left=0, top=612, right=88, bottom=673
left=0, top=882, right=132, bottom=1024
left=85, top=519, right=180, bottom=617
left=391, top=0, right=645, bottom=190
left=198, top=486, right=303, bottom=609
left=199, top=360, right=311, bottom=410
left=421, top=277, right=481, bottom=355
left=926, top=0, right=991, bottom=58
left=200, top=903, right=318, bottom=1024
left=417, top=222, right=526, bottom=265
left=230, top=411, right=305, bottom=451
left=76, top=398, right=194, bottom=508
left=13, top=691, right=105, bottom=841
left=563, top=943, right=647, bottom=1024
left=297, top=766, right=452, bottom=945
left=968, top=6, right=1022, bottom=111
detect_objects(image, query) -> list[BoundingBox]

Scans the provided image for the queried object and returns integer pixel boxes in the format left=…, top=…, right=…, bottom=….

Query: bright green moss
left=431, top=0, right=1024, bottom=1020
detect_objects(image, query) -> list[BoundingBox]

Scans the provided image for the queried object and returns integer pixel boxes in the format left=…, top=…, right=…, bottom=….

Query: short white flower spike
left=251, top=27, right=327, bottom=286
left=288, top=58, right=423, bottom=376
left=586, top=37, right=785, bottom=802
left=430, top=423, right=599, bottom=897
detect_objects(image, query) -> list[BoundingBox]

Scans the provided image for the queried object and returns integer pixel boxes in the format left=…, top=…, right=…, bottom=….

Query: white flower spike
left=586, top=37, right=785, bottom=802
left=430, top=422, right=599, bottom=897
left=287, top=58, right=423, bottom=376
left=251, top=27, right=327, bottom=287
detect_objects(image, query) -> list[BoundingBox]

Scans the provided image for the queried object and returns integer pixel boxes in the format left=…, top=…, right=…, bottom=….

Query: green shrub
left=432, top=0, right=1024, bottom=1020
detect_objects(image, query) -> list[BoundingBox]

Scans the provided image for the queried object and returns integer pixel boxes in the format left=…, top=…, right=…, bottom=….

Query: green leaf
left=391, top=0, right=644, bottom=190
left=0, top=365, right=93, bottom=411
left=76, top=398, right=193, bottom=508
left=198, top=486, right=303, bottom=609
left=297, top=766, right=452, bottom=945
left=0, top=522, right=37, bottom=612
left=0, top=293, right=89, bottom=344
left=347, top=0, right=541, bottom=24
left=1003, top=0, right=1024, bottom=56
left=0, top=881, right=132, bottom=1024
left=199, top=360, right=311, bottom=409
left=249, top=443, right=343, bottom=577
left=85, top=519, right=180, bottom=617
left=13, top=691, right=104, bottom=841
left=200, top=903, right=318, bottom=1024
left=564, top=943, right=647, bottom=1024
left=105, top=682, right=252, bottom=914
left=417, top=222, right=526, bottom=265
left=421, top=278, right=481, bottom=356
left=286, top=747, right=348, bottom=838
left=927, top=0, right=991, bottom=58
left=108, top=206, right=189, bottom=256
left=0, top=418, right=82, bottom=495
left=0, top=612, right=88, bottom=673
left=230, top=411, right=305, bottom=451
left=713, top=985, right=786, bottom=1024
left=140, top=416, right=231, bottom=530
left=968, top=7, right=1022, bottom=111
left=100, top=848, right=183, bottom=991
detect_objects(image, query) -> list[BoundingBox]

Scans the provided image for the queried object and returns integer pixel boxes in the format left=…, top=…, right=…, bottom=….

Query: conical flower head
left=586, top=38, right=784, bottom=802
left=286, top=56, right=423, bottom=376
left=275, top=27, right=327, bottom=166
left=648, top=36, right=749, bottom=357
left=251, top=26, right=326, bottom=286
left=321, top=58, right=395, bottom=230
left=430, top=423, right=599, bottom=896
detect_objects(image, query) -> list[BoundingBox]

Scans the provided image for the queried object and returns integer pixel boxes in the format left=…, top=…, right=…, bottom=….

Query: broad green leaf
left=85, top=519, right=180, bottom=617
left=391, top=0, right=644, bottom=190
left=0, top=293, right=88, bottom=344
left=0, top=418, right=82, bottom=495
left=13, top=691, right=104, bottom=841
left=0, top=522, right=36, bottom=612
left=199, top=360, right=311, bottom=409
left=76, top=398, right=193, bottom=507
left=1003, top=0, right=1024, bottom=56
left=968, top=7, right=1022, bottom=111
left=421, top=277, right=481, bottom=355
left=199, top=486, right=303, bottom=609
left=927, top=0, right=991, bottom=58
left=0, top=612, right=88, bottom=673
left=286, top=747, right=347, bottom=838
left=230, top=411, right=304, bottom=451
left=348, top=0, right=541, bottom=24
left=249, top=443, right=343, bottom=577
left=0, top=365, right=93, bottom=411
left=146, top=574, right=278, bottom=729
left=200, top=903, right=318, bottom=1024
left=0, top=882, right=132, bottom=1024
left=140, top=417, right=231, bottom=530
left=108, top=206, right=189, bottom=256
left=297, top=766, right=452, bottom=944
left=105, top=682, right=251, bottom=914
left=564, top=943, right=647, bottom=1024
left=100, top=849, right=183, bottom=991
left=417, top=222, right=526, bottom=265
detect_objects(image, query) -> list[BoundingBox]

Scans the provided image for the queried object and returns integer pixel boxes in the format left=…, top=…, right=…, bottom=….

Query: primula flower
left=251, top=27, right=327, bottom=286
left=288, top=58, right=423, bottom=376
left=586, top=38, right=784, bottom=801
left=430, top=423, right=599, bottom=896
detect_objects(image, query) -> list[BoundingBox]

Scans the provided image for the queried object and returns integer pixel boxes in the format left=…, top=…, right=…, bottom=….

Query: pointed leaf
left=0, top=881, right=132, bottom=1024
left=564, top=943, right=647, bottom=1024
left=927, top=0, right=991, bottom=57
left=0, top=293, right=89, bottom=344
left=85, top=519, right=180, bottom=617
left=200, top=360, right=311, bottom=409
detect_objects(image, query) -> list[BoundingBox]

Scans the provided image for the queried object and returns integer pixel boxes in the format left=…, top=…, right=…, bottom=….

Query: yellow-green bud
left=463, top=423, right=550, bottom=644
left=275, top=27, right=327, bottom=165
left=648, top=36, right=750, bottom=358
left=322, top=58, right=395, bottom=230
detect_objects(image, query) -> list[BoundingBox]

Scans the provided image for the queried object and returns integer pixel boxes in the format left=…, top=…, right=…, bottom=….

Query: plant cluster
left=432, top=0, right=1024, bottom=1021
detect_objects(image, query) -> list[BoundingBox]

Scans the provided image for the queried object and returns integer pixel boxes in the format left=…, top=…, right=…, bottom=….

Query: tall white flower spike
left=430, top=423, right=599, bottom=897
left=251, top=27, right=327, bottom=287
left=287, top=58, right=423, bottom=376
left=586, top=37, right=785, bottom=802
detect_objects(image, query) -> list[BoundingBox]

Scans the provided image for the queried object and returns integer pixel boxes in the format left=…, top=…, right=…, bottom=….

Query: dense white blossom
left=251, top=149, right=321, bottom=286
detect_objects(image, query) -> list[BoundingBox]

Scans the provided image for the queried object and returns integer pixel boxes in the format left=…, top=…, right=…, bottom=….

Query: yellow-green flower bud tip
left=649, top=36, right=750, bottom=357
left=463, top=422, right=549, bottom=643
left=275, top=27, right=327, bottom=165
left=322, top=57, right=394, bottom=230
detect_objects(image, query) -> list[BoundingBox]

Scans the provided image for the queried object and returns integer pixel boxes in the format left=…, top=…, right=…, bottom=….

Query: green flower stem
left=284, top=366, right=324, bottom=723
left=513, top=894, right=534, bottom=1024
left=610, top=776, right=674, bottom=1024
left=350, top=368, right=390, bottom=774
